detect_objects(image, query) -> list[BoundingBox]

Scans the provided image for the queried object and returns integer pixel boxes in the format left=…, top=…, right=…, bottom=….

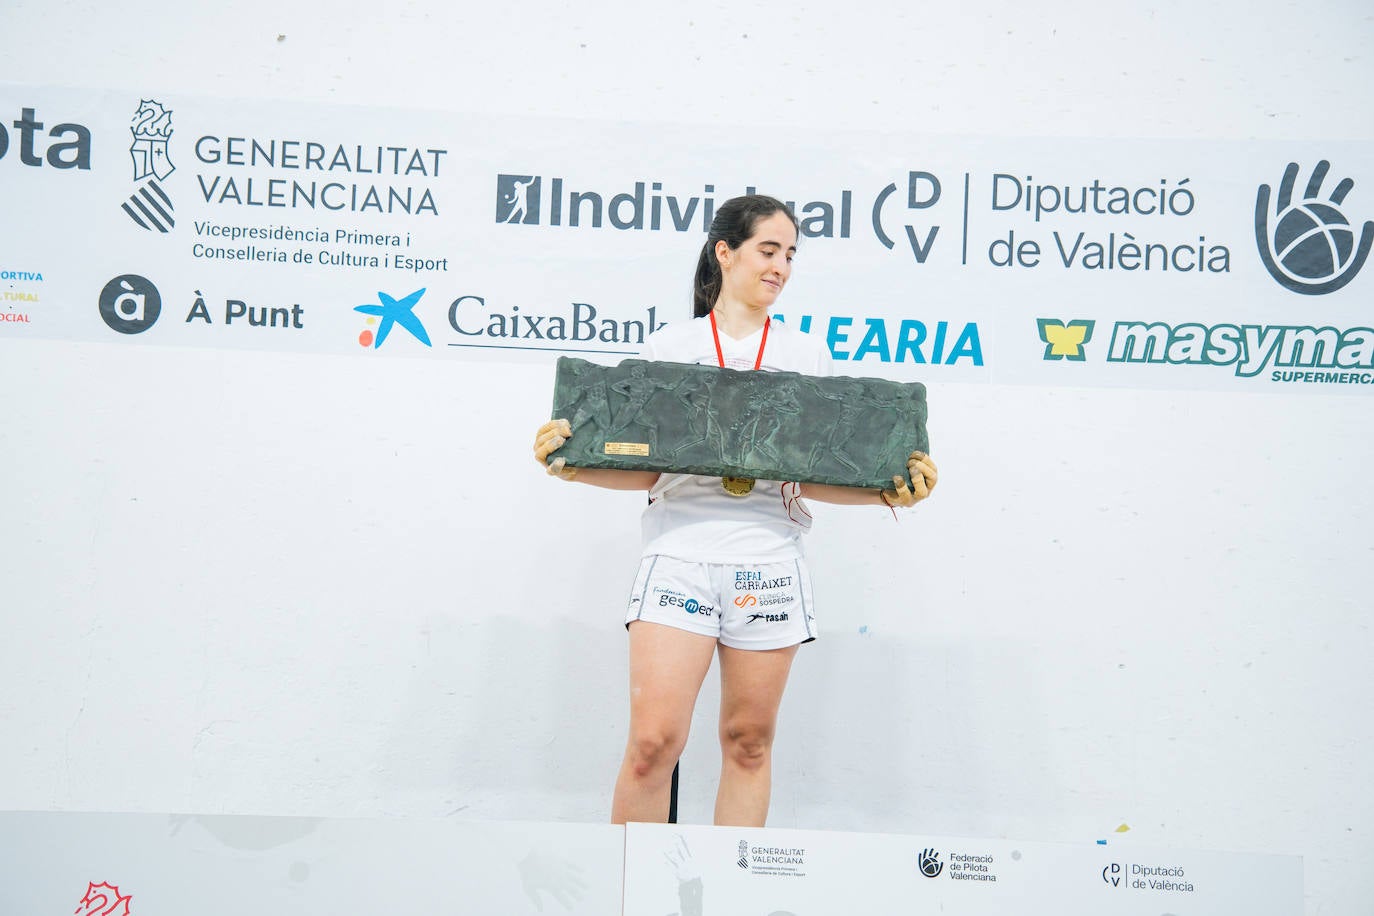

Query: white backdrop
left=2, top=3, right=1371, bottom=915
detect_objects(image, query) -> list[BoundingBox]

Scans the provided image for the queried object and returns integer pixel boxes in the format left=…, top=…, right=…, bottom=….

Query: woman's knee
left=625, top=728, right=688, bottom=779
left=719, top=719, right=775, bottom=770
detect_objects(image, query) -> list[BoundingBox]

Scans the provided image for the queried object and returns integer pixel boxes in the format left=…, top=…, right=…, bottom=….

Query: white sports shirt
left=637, top=316, right=835, bottom=563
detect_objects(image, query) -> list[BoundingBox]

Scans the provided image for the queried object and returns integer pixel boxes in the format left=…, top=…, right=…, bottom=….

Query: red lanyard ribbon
left=709, top=310, right=770, bottom=370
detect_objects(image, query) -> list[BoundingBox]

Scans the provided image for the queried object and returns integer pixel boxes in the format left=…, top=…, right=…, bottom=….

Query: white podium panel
left=0, top=811, right=623, bottom=916
left=623, top=823, right=1301, bottom=916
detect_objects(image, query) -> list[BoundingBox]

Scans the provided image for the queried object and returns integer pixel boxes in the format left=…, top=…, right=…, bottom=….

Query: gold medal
left=721, top=476, right=755, bottom=497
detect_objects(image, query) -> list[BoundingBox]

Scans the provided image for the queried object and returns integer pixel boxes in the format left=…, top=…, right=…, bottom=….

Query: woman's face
left=716, top=211, right=797, bottom=309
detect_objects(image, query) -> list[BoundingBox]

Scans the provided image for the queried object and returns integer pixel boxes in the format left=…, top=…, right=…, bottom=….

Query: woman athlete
left=533, top=194, right=938, bottom=827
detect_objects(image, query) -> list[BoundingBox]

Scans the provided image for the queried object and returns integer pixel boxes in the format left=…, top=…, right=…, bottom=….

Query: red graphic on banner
left=75, top=881, right=133, bottom=916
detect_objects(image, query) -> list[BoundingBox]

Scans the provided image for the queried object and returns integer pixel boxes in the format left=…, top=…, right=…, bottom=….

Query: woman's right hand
left=534, top=418, right=578, bottom=480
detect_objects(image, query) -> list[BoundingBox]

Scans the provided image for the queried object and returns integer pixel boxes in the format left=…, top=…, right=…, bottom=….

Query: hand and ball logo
left=918, top=847, right=943, bottom=878
left=98, top=275, right=162, bottom=334
left=1255, top=160, right=1373, bottom=295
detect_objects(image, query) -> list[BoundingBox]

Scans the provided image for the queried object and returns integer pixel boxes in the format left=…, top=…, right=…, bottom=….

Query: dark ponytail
left=691, top=194, right=799, bottom=317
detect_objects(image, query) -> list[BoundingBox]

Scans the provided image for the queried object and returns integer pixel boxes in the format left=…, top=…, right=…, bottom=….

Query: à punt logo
left=75, top=881, right=133, bottom=916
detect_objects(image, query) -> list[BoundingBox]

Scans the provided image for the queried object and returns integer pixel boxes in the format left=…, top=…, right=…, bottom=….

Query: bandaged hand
left=880, top=451, right=938, bottom=508
left=534, top=418, right=579, bottom=481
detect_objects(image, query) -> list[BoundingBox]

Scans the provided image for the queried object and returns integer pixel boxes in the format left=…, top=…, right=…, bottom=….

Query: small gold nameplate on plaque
left=605, top=442, right=651, bottom=457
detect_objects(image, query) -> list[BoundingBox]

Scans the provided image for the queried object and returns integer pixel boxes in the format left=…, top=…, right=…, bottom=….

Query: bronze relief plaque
left=549, top=357, right=929, bottom=490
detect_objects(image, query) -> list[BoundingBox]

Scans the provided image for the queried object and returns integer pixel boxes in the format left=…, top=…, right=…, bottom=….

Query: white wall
left=2, top=3, right=1371, bottom=914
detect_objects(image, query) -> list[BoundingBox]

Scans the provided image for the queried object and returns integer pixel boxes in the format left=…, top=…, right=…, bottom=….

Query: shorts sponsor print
left=626, top=556, right=816, bottom=650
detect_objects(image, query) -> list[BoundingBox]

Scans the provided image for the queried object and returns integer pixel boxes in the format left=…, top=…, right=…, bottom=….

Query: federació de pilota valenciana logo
left=1255, top=160, right=1373, bottom=295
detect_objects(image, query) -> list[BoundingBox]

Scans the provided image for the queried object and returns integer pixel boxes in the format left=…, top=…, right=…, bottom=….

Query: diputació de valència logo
left=122, top=99, right=176, bottom=232
left=1255, top=160, right=1373, bottom=295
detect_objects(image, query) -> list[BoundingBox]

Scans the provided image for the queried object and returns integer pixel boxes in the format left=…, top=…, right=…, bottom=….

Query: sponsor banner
left=0, top=811, right=622, bottom=916
left=623, top=822, right=1301, bottom=915
left=0, top=811, right=1301, bottom=915
left=2, top=83, right=1370, bottom=392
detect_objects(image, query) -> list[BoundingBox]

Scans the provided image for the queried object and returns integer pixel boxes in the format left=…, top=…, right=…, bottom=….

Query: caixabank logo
left=1256, top=160, right=1372, bottom=296
left=353, top=288, right=433, bottom=349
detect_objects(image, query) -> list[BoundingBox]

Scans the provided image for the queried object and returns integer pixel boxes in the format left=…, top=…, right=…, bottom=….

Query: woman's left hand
left=881, top=451, right=938, bottom=508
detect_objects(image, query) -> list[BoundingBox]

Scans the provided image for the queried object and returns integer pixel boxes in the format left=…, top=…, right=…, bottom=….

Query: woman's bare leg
left=713, top=642, right=799, bottom=827
left=611, top=621, right=717, bottom=824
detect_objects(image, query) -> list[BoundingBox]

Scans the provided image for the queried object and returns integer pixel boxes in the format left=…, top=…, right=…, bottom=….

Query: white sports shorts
left=624, top=555, right=817, bottom=650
